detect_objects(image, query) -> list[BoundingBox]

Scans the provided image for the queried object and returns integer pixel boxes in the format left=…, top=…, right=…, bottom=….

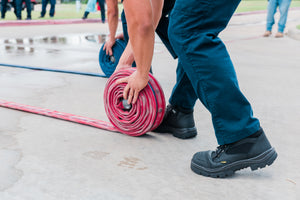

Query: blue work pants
left=168, top=0, right=260, bottom=145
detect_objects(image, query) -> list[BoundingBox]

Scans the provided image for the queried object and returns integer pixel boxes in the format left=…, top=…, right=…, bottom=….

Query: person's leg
left=169, top=62, right=197, bottom=110
left=40, top=0, right=48, bottom=17
left=169, top=0, right=276, bottom=177
left=49, top=0, right=56, bottom=17
left=25, top=0, right=31, bottom=19
left=169, top=0, right=260, bottom=145
left=266, top=0, right=279, bottom=31
left=1, top=0, right=7, bottom=18
left=82, top=11, right=89, bottom=19
left=98, top=0, right=105, bottom=23
left=12, top=0, right=18, bottom=18
left=277, top=0, right=291, bottom=33
left=15, top=0, right=22, bottom=19
left=156, top=0, right=177, bottom=59
left=121, top=10, right=129, bottom=42
left=154, top=61, right=198, bottom=139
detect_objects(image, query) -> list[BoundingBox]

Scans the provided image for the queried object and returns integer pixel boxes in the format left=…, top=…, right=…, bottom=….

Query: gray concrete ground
left=0, top=9, right=300, bottom=200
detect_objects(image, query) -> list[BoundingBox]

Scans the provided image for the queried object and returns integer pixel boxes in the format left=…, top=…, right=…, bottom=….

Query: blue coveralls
left=167, top=0, right=260, bottom=145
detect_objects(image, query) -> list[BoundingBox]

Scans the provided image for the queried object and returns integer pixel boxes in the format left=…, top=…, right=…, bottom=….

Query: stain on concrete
left=0, top=149, right=23, bottom=191
left=83, top=151, right=110, bottom=160
left=118, top=157, right=148, bottom=170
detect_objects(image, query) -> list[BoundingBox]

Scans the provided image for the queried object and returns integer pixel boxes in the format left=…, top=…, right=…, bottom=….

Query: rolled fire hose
left=99, top=39, right=127, bottom=78
left=0, top=69, right=165, bottom=136
left=104, top=68, right=165, bottom=136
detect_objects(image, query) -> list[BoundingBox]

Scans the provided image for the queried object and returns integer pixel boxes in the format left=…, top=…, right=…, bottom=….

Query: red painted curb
left=1, top=7, right=299, bottom=27
left=0, top=18, right=102, bottom=27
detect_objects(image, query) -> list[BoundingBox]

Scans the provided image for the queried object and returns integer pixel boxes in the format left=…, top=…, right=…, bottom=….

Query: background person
left=82, top=0, right=106, bottom=23
left=1, top=0, right=18, bottom=19
left=39, top=0, right=56, bottom=18
left=263, top=0, right=292, bottom=37
left=16, top=0, right=32, bottom=20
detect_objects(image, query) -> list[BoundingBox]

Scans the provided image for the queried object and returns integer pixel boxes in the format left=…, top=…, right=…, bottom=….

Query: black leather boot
left=191, top=128, right=277, bottom=178
left=153, top=104, right=197, bottom=139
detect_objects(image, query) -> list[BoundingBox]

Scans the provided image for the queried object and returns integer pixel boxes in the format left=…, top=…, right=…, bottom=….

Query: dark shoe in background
left=26, top=17, right=31, bottom=20
left=153, top=104, right=197, bottom=139
left=191, top=128, right=277, bottom=178
left=82, top=11, right=88, bottom=20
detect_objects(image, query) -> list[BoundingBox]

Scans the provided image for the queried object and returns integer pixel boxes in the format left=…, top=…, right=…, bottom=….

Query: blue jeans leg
left=266, top=0, right=279, bottom=31
left=41, top=0, right=48, bottom=17
left=168, top=0, right=260, bottom=145
left=99, top=0, right=105, bottom=22
left=49, top=0, right=56, bottom=17
left=278, top=0, right=291, bottom=33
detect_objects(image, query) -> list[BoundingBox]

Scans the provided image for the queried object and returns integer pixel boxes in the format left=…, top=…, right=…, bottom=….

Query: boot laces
left=214, top=145, right=228, bottom=158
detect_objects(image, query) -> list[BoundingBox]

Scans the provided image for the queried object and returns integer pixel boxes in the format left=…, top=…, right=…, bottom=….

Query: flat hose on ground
left=0, top=69, right=165, bottom=136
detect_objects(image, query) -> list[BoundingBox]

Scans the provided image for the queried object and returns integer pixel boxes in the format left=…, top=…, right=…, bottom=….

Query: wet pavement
left=0, top=10, right=300, bottom=200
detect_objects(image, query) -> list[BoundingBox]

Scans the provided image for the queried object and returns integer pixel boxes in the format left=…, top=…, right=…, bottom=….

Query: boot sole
left=154, top=125, right=197, bottom=139
left=191, top=147, right=277, bottom=178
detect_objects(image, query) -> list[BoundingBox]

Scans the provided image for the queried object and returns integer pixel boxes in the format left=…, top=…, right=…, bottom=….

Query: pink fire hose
left=0, top=69, right=165, bottom=136
left=104, top=69, right=165, bottom=136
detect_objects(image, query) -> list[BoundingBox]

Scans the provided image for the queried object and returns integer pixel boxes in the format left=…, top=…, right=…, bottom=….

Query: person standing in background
left=82, top=0, right=106, bottom=23
left=15, top=0, right=32, bottom=20
left=1, top=0, right=18, bottom=19
left=39, top=0, right=56, bottom=18
left=263, top=0, right=292, bottom=38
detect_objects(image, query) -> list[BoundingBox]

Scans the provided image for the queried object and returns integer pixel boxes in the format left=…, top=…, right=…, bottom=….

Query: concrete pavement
left=0, top=9, right=300, bottom=200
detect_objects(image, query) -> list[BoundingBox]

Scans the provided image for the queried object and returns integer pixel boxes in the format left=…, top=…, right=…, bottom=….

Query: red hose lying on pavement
left=0, top=69, right=165, bottom=136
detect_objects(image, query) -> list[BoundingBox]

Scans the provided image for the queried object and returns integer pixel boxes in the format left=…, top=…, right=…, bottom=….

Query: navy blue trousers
left=168, top=0, right=260, bottom=145
left=41, top=0, right=56, bottom=17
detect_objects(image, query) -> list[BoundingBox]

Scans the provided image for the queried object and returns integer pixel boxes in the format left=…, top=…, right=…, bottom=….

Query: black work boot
left=153, top=104, right=197, bottom=139
left=191, top=128, right=277, bottom=178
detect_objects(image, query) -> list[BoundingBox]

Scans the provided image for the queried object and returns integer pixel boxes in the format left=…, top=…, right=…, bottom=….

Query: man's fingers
left=116, top=77, right=127, bottom=84
left=132, top=90, right=139, bottom=104
left=109, top=49, right=113, bottom=56
left=123, top=84, right=129, bottom=100
left=127, top=88, right=134, bottom=104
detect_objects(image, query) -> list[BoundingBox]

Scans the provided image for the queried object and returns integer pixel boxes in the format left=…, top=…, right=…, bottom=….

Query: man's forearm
left=119, top=0, right=164, bottom=72
left=106, top=0, right=119, bottom=40
left=118, top=41, right=135, bottom=66
left=123, top=0, right=155, bottom=76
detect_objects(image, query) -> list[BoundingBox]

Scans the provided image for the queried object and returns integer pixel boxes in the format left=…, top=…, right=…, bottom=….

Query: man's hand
left=103, top=37, right=116, bottom=56
left=116, top=70, right=149, bottom=104
left=103, top=33, right=125, bottom=56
